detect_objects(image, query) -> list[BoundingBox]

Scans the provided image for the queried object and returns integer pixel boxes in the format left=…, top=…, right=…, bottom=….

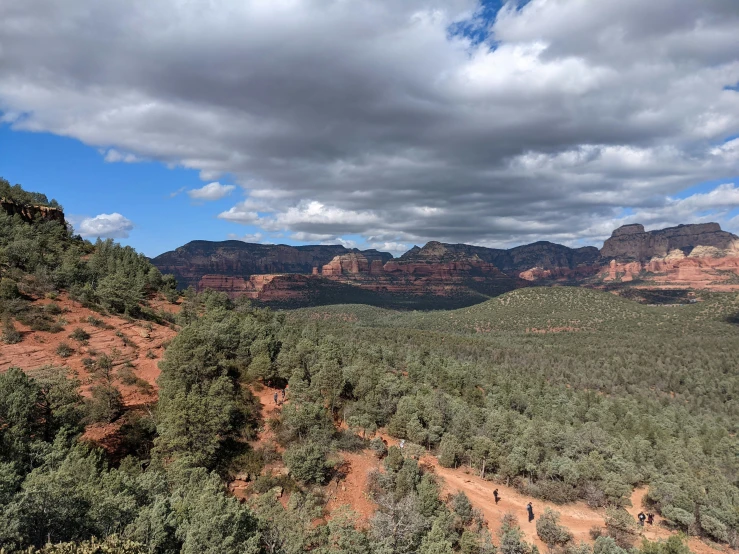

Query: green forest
left=1, top=182, right=737, bottom=554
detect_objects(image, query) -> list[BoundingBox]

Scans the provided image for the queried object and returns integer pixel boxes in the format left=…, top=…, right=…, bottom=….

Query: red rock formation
left=318, top=251, right=519, bottom=298
left=321, top=253, right=370, bottom=275
left=1, top=198, right=66, bottom=225
left=198, top=273, right=314, bottom=301
left=601, top=223, right=737, bottom=261
left=598, top=245, right=739, bottom=291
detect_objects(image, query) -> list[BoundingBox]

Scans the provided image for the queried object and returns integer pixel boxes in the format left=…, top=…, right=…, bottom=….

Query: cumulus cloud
left=227, top=232, right=266, bottom=243
left=1, top=0, right=739, bottom=248
left=77, top=213, right=135, bottom=239
left=103, top=149, right=140, bottom=163
left=187, top=181, right=236, bottom=201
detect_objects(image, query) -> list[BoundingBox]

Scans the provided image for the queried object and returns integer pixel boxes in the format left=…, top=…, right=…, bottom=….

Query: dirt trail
left=229, top=385, right=287, bottom=500
left=378, top=435, right=718, bottom=554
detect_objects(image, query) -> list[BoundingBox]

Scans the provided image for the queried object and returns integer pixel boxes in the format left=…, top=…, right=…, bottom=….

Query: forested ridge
left=1, top=182, right=736, bottom=553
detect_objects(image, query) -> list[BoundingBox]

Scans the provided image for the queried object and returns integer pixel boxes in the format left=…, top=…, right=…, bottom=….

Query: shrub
left=589, top=527, right=604, bottom=540
left=0, top=278, right=20, bottom=300
left=86, top=384, right=124, bottom=423
left=536, top=480, right=579, bottom=504
left=438, top=433, right=463, bottom=468
left=69, top=327, right=90, bottom=342
left=453, top=491, right=474, bottom=525
left=661, top=505, right=695, bottom=531
left=43, top=302, right=62, bottom=315
left=86, top=315, right=104, bottom=327
left=604, top=508, right=637, bottom=549
left=369, top=437, right=388, bottom=458
left=1, top=316, right=22, bottom=344
left=593, top=536, right=627, bottom=554
left=283, top=442, right=332, bottom=484
left=384, top=445, right=404, bottom=472
left=536, top=508, right=573, bottom=548
left=700, top=513, right=729, bottom=543
left=56, top=342, right=74, bottom=358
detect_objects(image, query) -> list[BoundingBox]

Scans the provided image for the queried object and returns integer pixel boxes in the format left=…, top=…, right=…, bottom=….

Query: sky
left=1, top=0, right=739, bottom=258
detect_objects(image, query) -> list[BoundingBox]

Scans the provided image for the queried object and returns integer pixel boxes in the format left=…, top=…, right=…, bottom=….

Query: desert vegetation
left=1, top=182, right=736, bottom=553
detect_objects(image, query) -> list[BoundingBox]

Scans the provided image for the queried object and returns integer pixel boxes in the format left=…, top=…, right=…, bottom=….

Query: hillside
left=3, top=181, right=738, bottom=553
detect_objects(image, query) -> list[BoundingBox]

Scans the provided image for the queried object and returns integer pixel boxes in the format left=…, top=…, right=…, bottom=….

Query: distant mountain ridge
left=151, top=222, right=739, bottom=307
left=399, top=240, right=601, bottom=277
left=152, top=240, right=393, bottom=289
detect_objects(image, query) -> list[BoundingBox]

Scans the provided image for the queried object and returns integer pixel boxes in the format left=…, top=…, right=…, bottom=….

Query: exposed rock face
left=152, top=240, right=393, bottom=289
left=600, top=223, right=738, bottom=262
left=322, top=253, right=371, bottom=276
left=318, top=246, right=520, bottom=300
left=599, top=243, right=739, bottom=291
left=198, top=274, right=314, bottom=302
left=1, top=198, right=66, bottom=225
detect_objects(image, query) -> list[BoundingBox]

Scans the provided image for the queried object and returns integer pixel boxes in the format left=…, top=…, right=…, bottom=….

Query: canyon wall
left=600, top=223, right=737, bottom=261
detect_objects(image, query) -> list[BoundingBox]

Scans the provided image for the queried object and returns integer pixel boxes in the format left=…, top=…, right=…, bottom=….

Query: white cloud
left=77, top=213, right=135, bottom=239
left=218, top=202, right=260, bottom=224
left=370, top=241, right=409, bottom=255
left=227, top=232, right=265, bottom=243
left=187, top=181, right=235, bottom=201
left=103, top=148, right=140, bottom=163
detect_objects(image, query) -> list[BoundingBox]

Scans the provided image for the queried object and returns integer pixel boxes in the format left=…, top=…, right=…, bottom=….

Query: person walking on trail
left=647, top=513, right=654, bottom=525
left=527, top=502, right=534, bottom=522
left=281, top=388, right=286, bottom=400
left=493, top=489, right=500, bottom=504
left=273, top=392, right=278, bottom=405
left=638, top=512, right=646, bottom=527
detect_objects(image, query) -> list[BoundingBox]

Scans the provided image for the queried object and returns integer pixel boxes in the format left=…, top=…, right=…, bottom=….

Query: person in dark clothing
left=493, top=489, right=500, bottom=504
left=281, top=388, right=286, bottom=400
left=273, top=392, right=278, bottom=405
left=638, top=512, right=646, bottom=527
left=647, top=513, right=654, bottom=525
left=527, top=502, right=534, bottom=522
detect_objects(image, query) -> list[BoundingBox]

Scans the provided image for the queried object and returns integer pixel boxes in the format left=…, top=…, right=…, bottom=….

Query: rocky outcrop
left=318, top=247, right=520, bottom=300
left=152, top=240, right=393, bottom=289
left=1, top=198, right=66, bottom=225
left=599, top=243, right=739, bottom=291
left=600, top=223, right=738, bottom=262
left=198, top=274, right=314, bottom=302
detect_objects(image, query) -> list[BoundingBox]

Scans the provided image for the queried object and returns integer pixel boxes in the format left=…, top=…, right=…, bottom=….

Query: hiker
left=399, top=439, right=405, bottom=449
left=273, top=392, right=278, bottom=405
left=647, top=513, right=654, bottom=525
left=493, top=489, right=500, bottom=504
left=527, top=502, right=534, bottom=522
left=281, top=388, right=286, bottom=400
left=638, top=512, right=646, bottom=527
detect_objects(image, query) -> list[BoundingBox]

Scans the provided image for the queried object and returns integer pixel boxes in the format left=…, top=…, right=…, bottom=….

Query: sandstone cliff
left=318, top=247, right=520, bottom=302
left=600, top=223, right=738, bottom=262
left=1, top=198, right=66, bottom=225
left=598, top=243, right=739, bottom=291
left=152, top=240, right=392, bottom=289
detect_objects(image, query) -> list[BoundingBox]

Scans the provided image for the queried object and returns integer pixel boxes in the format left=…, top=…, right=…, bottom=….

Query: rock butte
left=151, top=223, right=739, bottom=304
